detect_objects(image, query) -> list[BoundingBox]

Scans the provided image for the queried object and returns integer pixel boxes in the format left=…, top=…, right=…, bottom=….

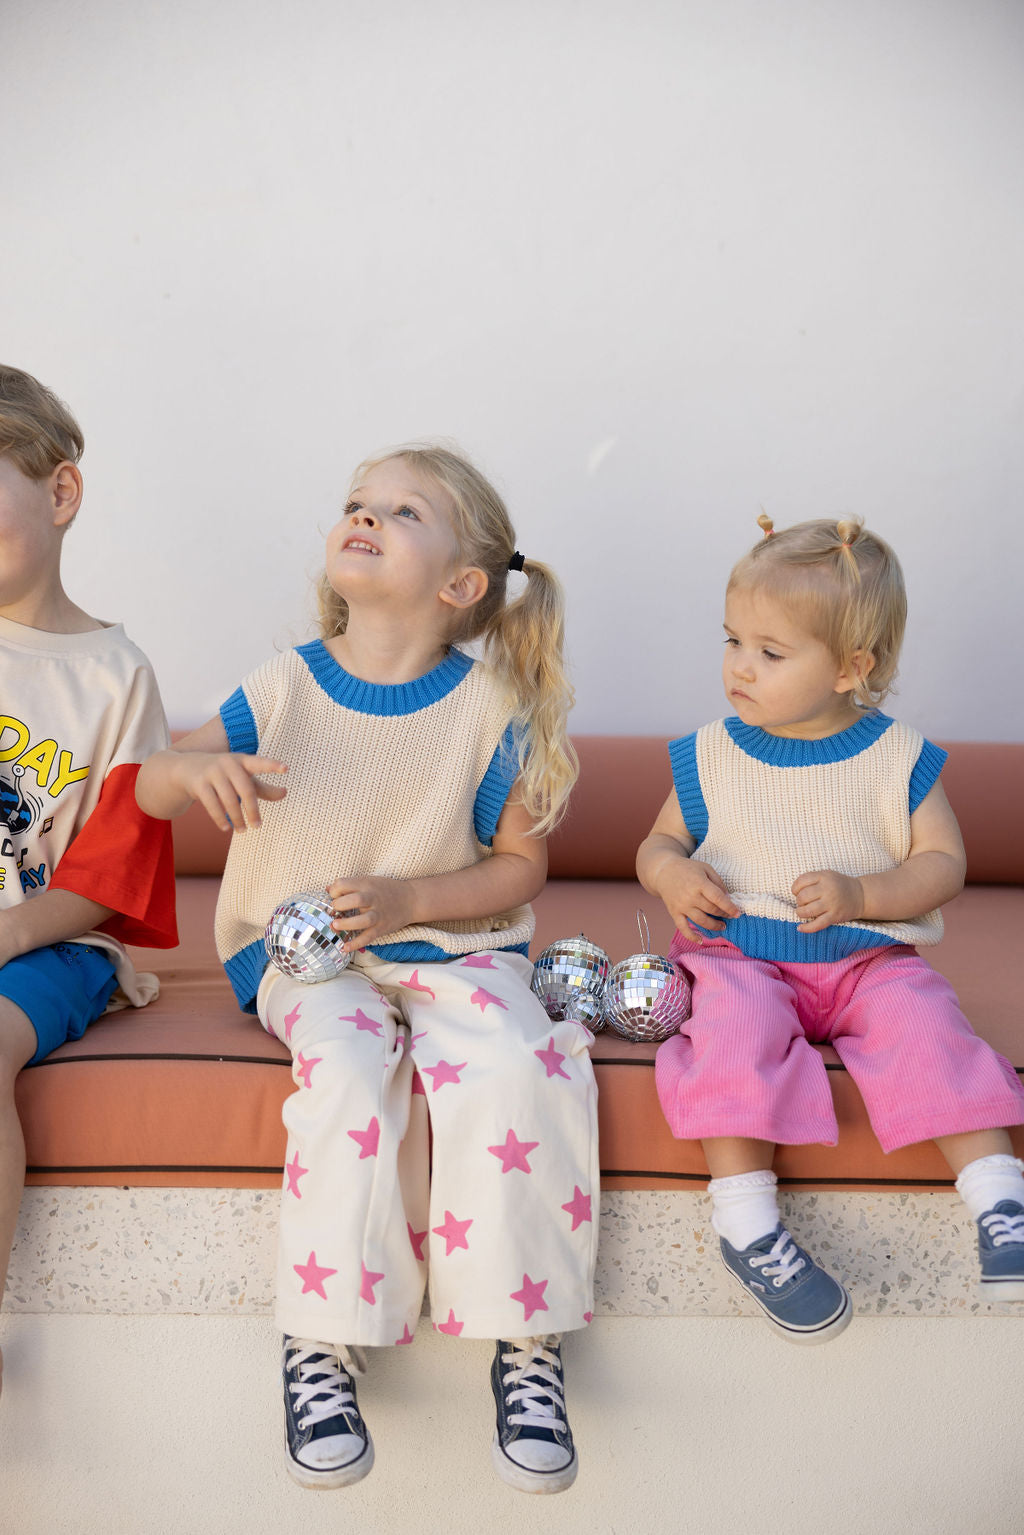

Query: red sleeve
left=50, top=762, right=179, bottom=949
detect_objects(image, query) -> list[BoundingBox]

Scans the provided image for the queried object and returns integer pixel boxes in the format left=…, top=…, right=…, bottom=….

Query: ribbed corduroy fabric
left=215, top=644, right=534, bottom=1011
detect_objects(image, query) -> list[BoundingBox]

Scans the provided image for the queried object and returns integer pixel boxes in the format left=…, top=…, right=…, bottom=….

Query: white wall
left=1, top=0, right=1021, bottom=739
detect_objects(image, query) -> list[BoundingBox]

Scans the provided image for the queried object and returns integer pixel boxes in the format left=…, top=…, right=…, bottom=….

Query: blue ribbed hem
left=692, top=913, right=901, bottom=963
left=473, top=726, right=521, bottom=846
left=223, top=938, right=269, bottom=1013
left=220, top=688, right=258, bottom=755
left=909, top=739, right=947, bottom=814
left=295, top=641, right=474, bottom=716
left=668, top=733, right=707, bottom=843
left=722, top=711, right=894, bottom=766
left=368, top=938, right=531, bottom=962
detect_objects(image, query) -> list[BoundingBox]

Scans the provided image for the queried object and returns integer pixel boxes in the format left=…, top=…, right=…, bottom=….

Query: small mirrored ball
left=264, top=891, right=355, bottom=984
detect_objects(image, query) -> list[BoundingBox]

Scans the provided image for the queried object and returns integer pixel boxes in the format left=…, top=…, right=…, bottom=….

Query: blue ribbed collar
left=296, top=640, right=474, bottom=716
left=723, top=710, right=894, bottom=766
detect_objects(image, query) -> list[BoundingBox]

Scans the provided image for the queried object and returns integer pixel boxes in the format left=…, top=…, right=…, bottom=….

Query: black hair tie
left=508, top=550, right=526, bottom=572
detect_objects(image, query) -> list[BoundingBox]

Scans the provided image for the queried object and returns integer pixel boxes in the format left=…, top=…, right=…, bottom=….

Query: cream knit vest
left=671, top=714, right=946, bottom=962
left=215, top=644, right=534, bottom=1010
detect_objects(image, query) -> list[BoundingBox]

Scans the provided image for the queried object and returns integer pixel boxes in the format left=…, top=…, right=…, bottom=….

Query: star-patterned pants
left=257, top=949, right=599, bottom=1347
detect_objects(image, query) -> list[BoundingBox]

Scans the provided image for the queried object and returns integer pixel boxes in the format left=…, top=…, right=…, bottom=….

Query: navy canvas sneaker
left=977, top=1200, right=1024, bottom=1301
left=491, top=1336, right=578, bottom=1494
left=719, top=1224, right=852, bottom=1344
left=282, top=1336, right=374, bottom=1489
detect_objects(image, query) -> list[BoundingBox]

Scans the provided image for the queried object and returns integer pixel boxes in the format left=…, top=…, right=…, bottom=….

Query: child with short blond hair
left=0, top=365, right=177, bottom=1392
left=638, top=514, right=1024, bottom=1341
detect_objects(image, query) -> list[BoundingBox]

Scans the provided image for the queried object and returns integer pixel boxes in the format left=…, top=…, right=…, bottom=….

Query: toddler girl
left=637, top=514, right=1024, bottom=1342
left=137, top=446, right=597, bottom=1491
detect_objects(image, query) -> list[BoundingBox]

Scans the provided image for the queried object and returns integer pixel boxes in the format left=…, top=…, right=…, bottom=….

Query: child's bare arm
left=637, top=791, right=739, bottom=936
left=793, top=783, right=966, bottom=933
left=0, top=889, right=115, bottom=970
left=135, top=716, right=287, bottom=829
left=326, top=786, right=547, bottom=951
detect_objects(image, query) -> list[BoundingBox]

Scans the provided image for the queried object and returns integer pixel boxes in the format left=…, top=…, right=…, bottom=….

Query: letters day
left=0, top=716, right=90, bottom=797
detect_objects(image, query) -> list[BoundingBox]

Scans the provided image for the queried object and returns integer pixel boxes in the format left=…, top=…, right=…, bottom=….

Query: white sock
left=708, top=1170, right=780, bottom=1250
left=955, top=1155, right=1024, bottom=1220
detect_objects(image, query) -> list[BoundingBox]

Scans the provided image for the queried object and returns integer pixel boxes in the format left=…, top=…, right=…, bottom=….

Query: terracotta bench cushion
left=18, top=875, right=1024, bottom=1190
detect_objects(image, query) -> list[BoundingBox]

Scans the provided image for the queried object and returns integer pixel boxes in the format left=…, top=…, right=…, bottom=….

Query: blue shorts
left=0, top=942, right=119, bottom=1065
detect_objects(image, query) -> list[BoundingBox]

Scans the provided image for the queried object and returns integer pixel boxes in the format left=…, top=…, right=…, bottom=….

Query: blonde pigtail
left=483, top=559, right=578, bottom=837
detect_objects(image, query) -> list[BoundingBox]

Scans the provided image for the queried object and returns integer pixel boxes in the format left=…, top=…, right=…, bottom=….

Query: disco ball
left=531, top=933, right=610, bottom=1032
left=264, top=891, right=355, bottom=983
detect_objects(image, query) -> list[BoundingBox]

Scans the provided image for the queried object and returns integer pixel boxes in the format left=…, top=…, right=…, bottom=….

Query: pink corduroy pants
left=655, top=935, right=1024, bottom=1153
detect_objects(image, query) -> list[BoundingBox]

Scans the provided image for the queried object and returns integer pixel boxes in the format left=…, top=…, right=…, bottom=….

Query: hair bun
left=756, top=511, right=775, bottom=538
left=836, top=518, right=862, bottom=546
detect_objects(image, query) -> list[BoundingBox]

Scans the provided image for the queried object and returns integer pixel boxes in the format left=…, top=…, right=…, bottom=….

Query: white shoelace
left=286, top=1339, right=365, bottom=1432
left=747, top=1229, right=806, bottom=1286
left=981, top=1210, right=1024, bottom=1247
left=500, top=1337, right=567, bottom=1432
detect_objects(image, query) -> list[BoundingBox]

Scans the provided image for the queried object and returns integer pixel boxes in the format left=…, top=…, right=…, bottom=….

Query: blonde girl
left=637, top=515, right=1024, bottom=1342
left=137, top=445, right=597, bottom=1494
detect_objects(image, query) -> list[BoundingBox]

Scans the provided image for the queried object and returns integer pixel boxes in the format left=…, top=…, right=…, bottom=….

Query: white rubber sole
left=285, top=1433, right=374, bottom=1490
left=721, top=1256, right=854, bottom=1344
left=491, top=1433, right=578, bottom=1494
left=979, top=1277, right=1024, bottom=1303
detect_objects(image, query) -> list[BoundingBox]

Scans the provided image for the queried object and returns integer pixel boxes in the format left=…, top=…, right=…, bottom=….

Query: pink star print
left=396, top=1324, right=415, bottom=1345
left=470, top=986, right=508, bottom=1013
left=436, top=1309, right=464, bottom=1336
left=282, top=1002, right=302, bottom=1042
left=584, top=1311, right=593, bottom=1324
left=285, top=1151, right=309, bottom=1198
left=340, top=1008, right=383, bottom=1037
left=561, top=1186, right=592, bottom=1231
left=402, top=970, right=437, bottom=1001
left=360, top=1262, right=385, bottom=1305
left=510, top=1273, right=549, bottom=1323
left=294, top=1251, right=337, bottom=1299
left=347, top=1116, right=380, bottom=1159
left=411, top=1070, right=427, bottom=1097
left=432, top=1210, right=473, bottom=1256
left=407, top=1222, right=428, bottom=1261
left=422, top=1059, right=467, bottom=1092
left=460, top=954, right=497, bottom=969
left=535, top=1037, right=571, bottom=1080
left=295, top=1052, right=321, bottom=1089
left=487, top=1129, right=539, bottom=1174
left=408, top=1031, right=428, bottom=1053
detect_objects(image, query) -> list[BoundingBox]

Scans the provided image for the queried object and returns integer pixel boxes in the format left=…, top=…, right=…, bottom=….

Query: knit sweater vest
left=216, top=642, right=534, bottom=1011
left=668, top=712, right=948, bottom=963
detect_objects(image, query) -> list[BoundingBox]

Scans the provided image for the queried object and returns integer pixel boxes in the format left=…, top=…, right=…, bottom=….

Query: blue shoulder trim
left=368, top=938, right=531, bottom=962
left=220, top=687, right=258, bottom=756
left=692, top=913, right=900, bottom=962
left=668, top=733, right=707, bottom=844
left=296, top=641, right=474, bottom=716
left=723, top=711, right=894, bottom=766
left=909, top=740, right=947, bottom=815
left=223, top=939, right=267, bottom=1014
left=474, top=725, right=521, bottom=847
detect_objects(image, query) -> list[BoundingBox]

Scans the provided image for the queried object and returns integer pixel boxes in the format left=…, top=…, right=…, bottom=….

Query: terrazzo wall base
left=4, top=1188, right=1013, bottom=1319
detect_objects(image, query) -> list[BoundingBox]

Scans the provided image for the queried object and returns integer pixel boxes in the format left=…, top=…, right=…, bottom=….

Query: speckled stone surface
left=4, top=1189, right=1019, bottom=1318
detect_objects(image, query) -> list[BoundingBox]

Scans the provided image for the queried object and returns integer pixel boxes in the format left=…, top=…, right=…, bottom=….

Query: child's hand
left=176, top=752, right=287, bottom=832
left=651, top=856, right=741, bottom=939
left=792, top=869, right=865, bottom=932
left=326, top=875, right=418, bottom=951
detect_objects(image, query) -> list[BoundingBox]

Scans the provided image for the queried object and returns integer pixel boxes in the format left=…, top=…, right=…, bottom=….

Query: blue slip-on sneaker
left=282, top=1336, right=374, bottom=1489
left=977, top=1200, right=1024, bottom=1301
left=491, top=1336, right=578, bottom=1494
left=719, top=1224, right=852, bottom=1344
